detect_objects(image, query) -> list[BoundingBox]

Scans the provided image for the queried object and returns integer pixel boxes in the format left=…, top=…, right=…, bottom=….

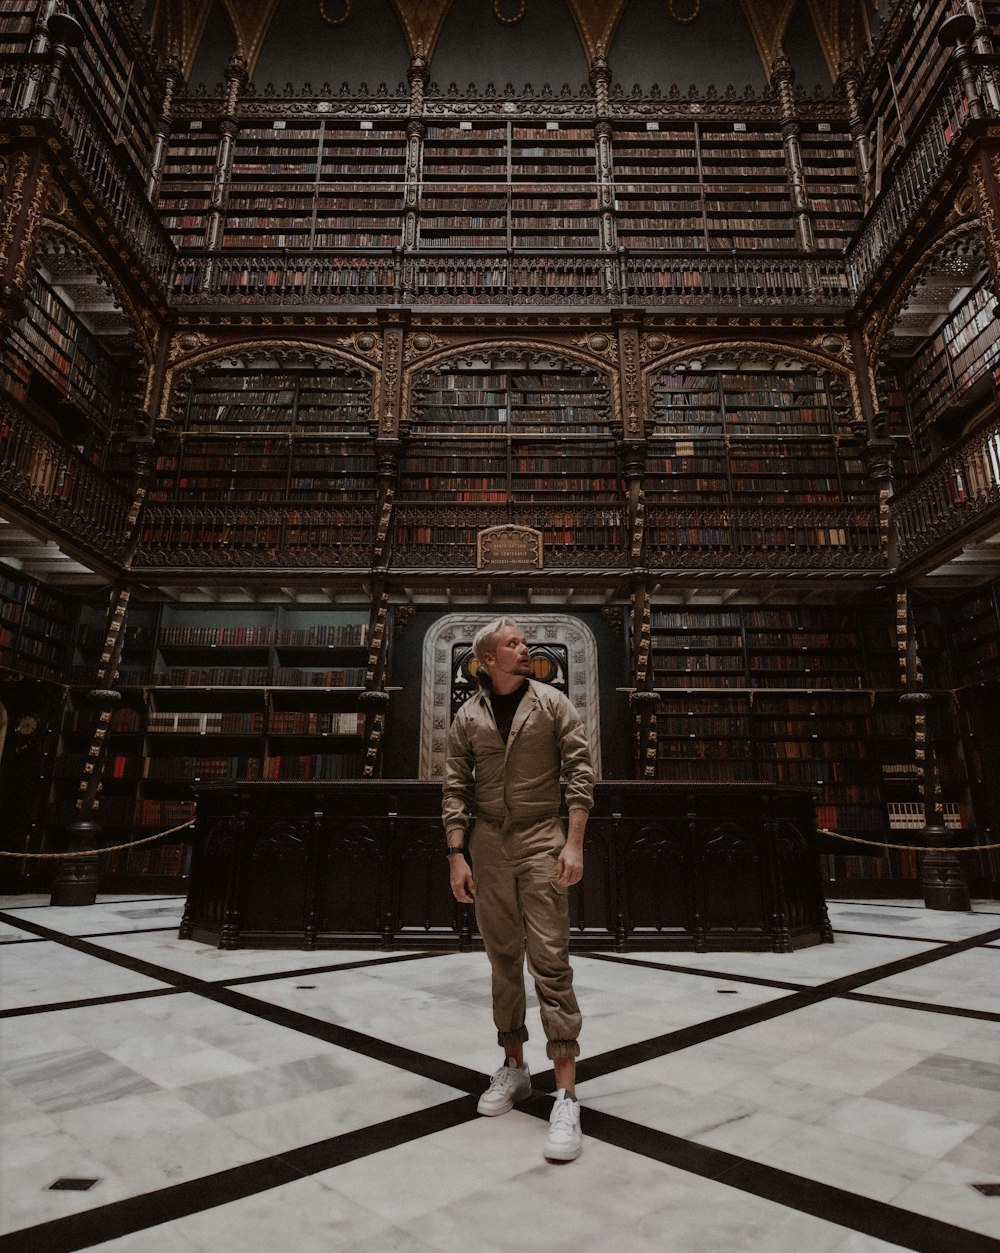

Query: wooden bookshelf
left=891, top=279, right=1000, bottom=463
left=699, top=122, right=795, bottom=252
left=62, top=0, right=160, bottom=182
left=403, top=364, right=615, bottom=498
left=4, top=267, right=128, bottom=434
left=55, top=602, right=375, bottom=886
left=510, top=124, right=598, bottom=249
left=397, top=363, right=619, bottom=563
left=161, top=117, right=408, bottom=252
left=947, top=583, right=1000, bottom=687
left=157, top=120, right=220, bottom=248
left=151, top=361, right=375, bottom=509
left=800, top=122, right=863, bottom=251
left=864, top=0, right=950, bottom=198
left=644, top=601, right=928, bottom=886
left=0, top=3, right=36, bottom=56
left=611, top=121, right=705, bottom=251
left=0, top=567, right=75, bottom=684
left=645, top=368, right=868, bottom=506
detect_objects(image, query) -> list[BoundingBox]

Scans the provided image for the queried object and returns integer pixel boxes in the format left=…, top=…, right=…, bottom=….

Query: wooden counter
left=180, top=780, right=831, bottom=952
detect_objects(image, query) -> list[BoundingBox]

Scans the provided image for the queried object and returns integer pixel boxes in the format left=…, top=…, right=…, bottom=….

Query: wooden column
left=590, top=54, right=621, bottom=302
left=146, top=54, right=183, bottom=204
left=613, top=311, right=646, bottom=565
left=371, top=309, right=408, bottom=568
left=770, top=55, right=814, bottom=253
left=835, top=57, right=870, bottom=190
left=202, top=52, right=248, bottom=288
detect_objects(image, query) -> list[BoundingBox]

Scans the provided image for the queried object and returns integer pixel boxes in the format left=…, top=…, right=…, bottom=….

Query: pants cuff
left=497, top=1026, right=529, bottom=1049
left=545, top=1039, right=580, bottom=1060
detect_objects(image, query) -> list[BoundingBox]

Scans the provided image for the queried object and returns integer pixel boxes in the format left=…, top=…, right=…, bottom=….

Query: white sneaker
left=477, top=1059, right=532, bottom=1116
left=544, top=1089, right=582, bottom=1161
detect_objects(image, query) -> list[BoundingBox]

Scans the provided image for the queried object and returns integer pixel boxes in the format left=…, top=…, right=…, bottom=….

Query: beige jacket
left=442, top=679, right=594, bottom=835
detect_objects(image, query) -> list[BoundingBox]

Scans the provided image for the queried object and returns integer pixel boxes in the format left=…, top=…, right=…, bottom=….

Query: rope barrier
left=0, top=819, right=195, bottom=859
left=4, top=822, right=996, bottom=859
left=819, top=827, right=1000, bottom=853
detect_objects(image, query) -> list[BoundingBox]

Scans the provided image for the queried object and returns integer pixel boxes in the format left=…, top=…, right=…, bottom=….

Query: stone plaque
left=477, top=525, right=543, bottom=569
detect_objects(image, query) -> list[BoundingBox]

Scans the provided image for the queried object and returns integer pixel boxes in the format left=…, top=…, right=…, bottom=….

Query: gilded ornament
left=352, top=332, right=379, bottom=354
left=169, top=331, right=215, bottom=361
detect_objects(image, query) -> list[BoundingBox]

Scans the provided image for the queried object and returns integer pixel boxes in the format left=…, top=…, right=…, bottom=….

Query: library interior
left=1, top=2, right=999, bottom=1251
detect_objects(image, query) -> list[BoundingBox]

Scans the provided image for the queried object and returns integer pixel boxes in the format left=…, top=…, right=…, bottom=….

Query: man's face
left=484, top=624, right=531, bottom=681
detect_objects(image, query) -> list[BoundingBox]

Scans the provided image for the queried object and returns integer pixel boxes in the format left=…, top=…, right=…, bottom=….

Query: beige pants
left=470, top=815, right=581, bottom=1060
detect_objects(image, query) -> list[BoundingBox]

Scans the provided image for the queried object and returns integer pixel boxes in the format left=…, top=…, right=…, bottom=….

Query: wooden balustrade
left=848, top=57, right=1000, bottom=294
left=136, top=504, right=376, bottom=569
left=0, top=57, right=173, bottom=290
left=621, top=253, right=852, bottom=306
left=891, top=420, right=1000, bottom=566
left=645, top=504, right=885, bottom=570
left=0, top=400, right=131, bottom=560
left=170, top=246, right=853, bottom=308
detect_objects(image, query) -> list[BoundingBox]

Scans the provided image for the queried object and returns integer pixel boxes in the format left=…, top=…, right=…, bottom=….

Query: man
left=443, top=616, right=594, bottom=1162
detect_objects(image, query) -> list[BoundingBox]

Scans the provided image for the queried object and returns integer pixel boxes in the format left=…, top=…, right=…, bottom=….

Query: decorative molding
left=403, top=331, right=447, bottom=362
left=419, top=612, right=602, bottom=781
left=337, top=330, right=383, bottom=362
left=168, top=330, right=218, bottom=362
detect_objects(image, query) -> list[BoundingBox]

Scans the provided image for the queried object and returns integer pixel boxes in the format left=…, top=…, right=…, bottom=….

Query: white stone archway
left=418, top=613, right=602, bottom=781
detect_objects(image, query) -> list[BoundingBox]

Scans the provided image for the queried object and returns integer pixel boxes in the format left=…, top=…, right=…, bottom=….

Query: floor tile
left=2, top=893, right=999, bottom=1252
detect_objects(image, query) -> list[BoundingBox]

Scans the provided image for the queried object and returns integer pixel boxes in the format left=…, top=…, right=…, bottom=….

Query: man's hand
left=450, top=856, right=476, bottom=903
left=555, top=841, right=583, bottom=889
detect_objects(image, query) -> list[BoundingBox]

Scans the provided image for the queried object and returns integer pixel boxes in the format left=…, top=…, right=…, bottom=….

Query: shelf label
left=477, top=525, right=543, bottom=570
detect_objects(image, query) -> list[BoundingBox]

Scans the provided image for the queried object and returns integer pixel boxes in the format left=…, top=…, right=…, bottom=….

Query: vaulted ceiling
left=141, top=0, right=879, bottom=88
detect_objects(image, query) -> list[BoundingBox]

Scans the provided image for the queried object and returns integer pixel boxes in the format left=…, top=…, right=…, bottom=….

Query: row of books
left=150, top=667, right=366, bottom=687
left=159, top=626, right=273, bottom=646
left=147, top=712, right=265, bottom=734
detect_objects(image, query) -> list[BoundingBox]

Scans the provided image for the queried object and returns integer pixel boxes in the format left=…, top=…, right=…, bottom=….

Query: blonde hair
left=472, top=616, right=522, bottom=666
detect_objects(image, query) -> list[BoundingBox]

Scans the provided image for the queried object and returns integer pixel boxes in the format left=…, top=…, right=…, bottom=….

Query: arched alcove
left=418, top=612, right=602, bottom=780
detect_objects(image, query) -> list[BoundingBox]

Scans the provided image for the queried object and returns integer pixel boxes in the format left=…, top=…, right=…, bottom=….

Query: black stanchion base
left=921, top=816, right=971, bottom=912
left=49, top=820, right=102, bottom=907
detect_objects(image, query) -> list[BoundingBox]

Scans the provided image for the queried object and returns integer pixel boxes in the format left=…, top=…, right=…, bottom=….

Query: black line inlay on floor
left=570, top=924, right=1000, bottom=1084
left=577, top=1107, right=1000, bottom=1253
left=3, top=908, right=1000, bottom=1253
left=0, top=1097, right=481, bottom=1253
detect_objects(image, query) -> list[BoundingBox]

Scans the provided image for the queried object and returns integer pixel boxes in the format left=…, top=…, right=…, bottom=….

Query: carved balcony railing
left=847, top=55, right=1000, bottom=296
left=0, top=55, right=173, bottom=291
left=135, top=499, right=887, bottom=575
left=644, top=504, right=886, bottom=571
left=171, top=251, right=401, bottom=304
left=170, top=246, right=853, bottom=309
left=891, top=419, right=1000, bottom=567
left=134, top=504, right=376, bottom=570
left=620, top=252, right=853, bottom=306
left=0, top=399, right=132, bottom=562
left=392, top=502, right=627, bottom=569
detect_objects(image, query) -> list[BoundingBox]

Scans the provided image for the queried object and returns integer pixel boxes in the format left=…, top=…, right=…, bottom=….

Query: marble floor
left=1, top=896, right=999, bottom=1253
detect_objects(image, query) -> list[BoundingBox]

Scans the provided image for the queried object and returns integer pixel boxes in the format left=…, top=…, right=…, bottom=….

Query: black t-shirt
left=490, top=680, right=529, bottom=744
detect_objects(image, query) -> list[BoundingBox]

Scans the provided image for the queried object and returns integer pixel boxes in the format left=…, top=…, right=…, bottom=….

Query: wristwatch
left=445, top=845, right=467, bottom=857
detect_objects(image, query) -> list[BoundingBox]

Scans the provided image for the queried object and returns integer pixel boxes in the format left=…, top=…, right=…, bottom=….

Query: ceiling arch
left=143, top=0, right=879, bottom=87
